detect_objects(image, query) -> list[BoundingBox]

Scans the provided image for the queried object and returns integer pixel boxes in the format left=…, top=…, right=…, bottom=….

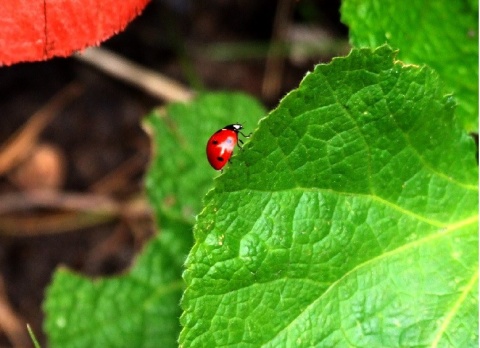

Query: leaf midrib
left=225, top=186, right=476, bottom=228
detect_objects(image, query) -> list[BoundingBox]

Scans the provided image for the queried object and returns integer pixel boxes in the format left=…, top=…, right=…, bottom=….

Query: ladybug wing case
left=206, top=130, right=238, bottom=170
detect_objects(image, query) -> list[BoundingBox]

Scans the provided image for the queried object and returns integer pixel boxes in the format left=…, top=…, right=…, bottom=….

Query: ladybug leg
left=237, top=138, right=245, bottom=149
left=239, top=131, right=251, bottom=138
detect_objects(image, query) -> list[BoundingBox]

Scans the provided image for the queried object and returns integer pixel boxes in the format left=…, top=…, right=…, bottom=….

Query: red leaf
left=0, top=0, right=150, bottom=66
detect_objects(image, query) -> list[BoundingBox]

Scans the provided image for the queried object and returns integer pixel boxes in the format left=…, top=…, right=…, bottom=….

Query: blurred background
left=0, top=0, right=348, bottom=346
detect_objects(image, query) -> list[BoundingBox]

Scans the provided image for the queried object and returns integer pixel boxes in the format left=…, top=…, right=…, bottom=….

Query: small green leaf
left=144, top=92, right=267, bottom=224
left=341, top=0, right=478, bottom=132
left=180, top=46, right=478, bottom=347
left=44, top=223, right=191, bottom=347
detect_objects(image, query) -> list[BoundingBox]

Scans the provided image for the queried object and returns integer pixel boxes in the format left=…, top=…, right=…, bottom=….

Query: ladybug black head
left=224, top=124, right=243, bottom=132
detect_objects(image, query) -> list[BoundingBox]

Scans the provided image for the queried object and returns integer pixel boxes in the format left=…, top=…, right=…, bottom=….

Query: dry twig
left=0, top=190, right=152, bottom=236
left=75, top=47, right=195, bottom=102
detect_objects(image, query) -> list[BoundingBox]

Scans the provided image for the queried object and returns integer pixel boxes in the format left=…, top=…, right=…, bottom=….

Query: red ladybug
left=206, top=123, right=250, bottom=170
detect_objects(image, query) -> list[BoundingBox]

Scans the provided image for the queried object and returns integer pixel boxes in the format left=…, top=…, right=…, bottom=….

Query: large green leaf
left=341, top=0, right=478, bottom=132
left=180, top=46, right=478, bottom=347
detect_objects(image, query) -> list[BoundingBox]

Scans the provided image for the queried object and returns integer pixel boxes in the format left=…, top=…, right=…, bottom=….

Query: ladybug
left=206, top=123, right=250, bottom=170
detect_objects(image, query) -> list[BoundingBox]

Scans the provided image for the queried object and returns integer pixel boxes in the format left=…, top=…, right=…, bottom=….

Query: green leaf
left=144, top=92, right=267, bottom=224
left=180, top=46, right=478, bottom=347
left=341, top=0, right=479, bottom=132
left=44, top=223, right=191, bottom=348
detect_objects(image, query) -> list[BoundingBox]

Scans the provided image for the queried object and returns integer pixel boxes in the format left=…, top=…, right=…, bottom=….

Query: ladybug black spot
left=212, top=140, right=219, bottom=145
left=217, top=157, right=224, bottom=162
